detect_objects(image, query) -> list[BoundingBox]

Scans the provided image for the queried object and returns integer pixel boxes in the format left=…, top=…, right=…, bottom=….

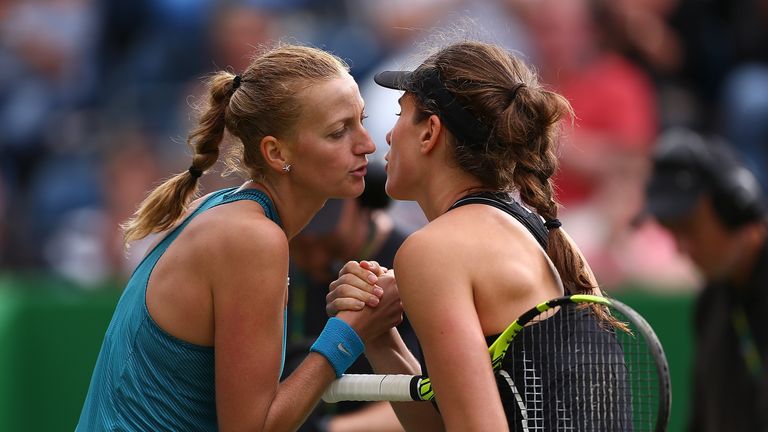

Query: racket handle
left=322, top=374, right=423, bottom=402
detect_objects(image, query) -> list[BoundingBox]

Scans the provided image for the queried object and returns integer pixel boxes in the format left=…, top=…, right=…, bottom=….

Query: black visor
left=373, top=69, right=490, bottom=145
left=373, top=70, right=411, bottom=90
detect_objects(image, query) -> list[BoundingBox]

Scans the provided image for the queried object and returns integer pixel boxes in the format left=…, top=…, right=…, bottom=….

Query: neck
left=243, top=180, right=326, bottom=241
left=419, top=180, right=487, bottom=222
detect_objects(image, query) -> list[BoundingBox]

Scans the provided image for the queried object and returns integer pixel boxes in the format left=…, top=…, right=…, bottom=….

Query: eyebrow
left=325, top=103, right=366, bottom=131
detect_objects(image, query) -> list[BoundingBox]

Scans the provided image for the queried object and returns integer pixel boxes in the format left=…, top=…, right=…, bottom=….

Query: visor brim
left=373, top=71, right=412, bottom=91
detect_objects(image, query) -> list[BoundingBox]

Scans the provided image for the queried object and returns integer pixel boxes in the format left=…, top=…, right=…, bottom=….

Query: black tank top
left=429, top=193, right=631, bottom=430
left=448, top=191, right=549, bottom=250
left=449, top=190, right=550, bottom=346
left=418, top=192, right=550, bottom=415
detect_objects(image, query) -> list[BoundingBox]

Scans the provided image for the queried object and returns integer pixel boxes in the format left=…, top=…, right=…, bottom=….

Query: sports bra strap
left=449, top=192, right=549, bottom=249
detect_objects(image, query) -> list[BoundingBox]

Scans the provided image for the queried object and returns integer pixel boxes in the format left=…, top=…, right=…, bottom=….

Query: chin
left=336, top=183, right=365, bottom=199
left=384, top=185, right=408, bottom=201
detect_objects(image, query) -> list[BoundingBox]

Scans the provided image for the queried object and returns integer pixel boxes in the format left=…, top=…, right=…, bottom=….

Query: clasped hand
left=327, top=260, right=402, bottom=342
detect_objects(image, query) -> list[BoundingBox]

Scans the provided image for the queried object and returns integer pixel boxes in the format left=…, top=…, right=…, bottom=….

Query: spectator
left=643, top=127, right=768, bottom=432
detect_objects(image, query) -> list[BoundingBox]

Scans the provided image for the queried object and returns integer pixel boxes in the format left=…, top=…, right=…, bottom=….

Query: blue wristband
left=310, top=317, right=365, bottom=378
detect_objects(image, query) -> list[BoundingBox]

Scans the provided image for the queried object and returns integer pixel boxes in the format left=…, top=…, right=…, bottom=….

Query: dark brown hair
left=122, top=44, right=349, bottom=243
left=410, top=41, right=599, bottom=297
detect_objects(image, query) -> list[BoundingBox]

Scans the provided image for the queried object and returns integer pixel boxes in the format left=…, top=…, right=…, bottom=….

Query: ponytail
left=121, top=72, right=236, bottom=244
left=504, top=86, right=600, bottom=296
left=513, top=160, right=600, bottom=297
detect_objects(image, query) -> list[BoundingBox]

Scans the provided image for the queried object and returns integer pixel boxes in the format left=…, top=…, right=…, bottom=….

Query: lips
left=351, top=165, right=367, bottom=176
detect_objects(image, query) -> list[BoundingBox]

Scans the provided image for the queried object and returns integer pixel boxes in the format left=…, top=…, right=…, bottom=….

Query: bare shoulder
left=394, top=225, right=446, bottom=268
left=394, top=211, right=489, bottom=268
left=188, top=202, right=288, bottom=279
left=393, top=220, right=469, bottom=292
left=394, top=204, right=553, bottom=295
left=439, top=203, right=543, bottom=254
left=215, top=207, right=286, bottom=253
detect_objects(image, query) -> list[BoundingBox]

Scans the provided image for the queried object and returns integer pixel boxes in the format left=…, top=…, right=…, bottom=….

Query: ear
left=419, top=114, right=443, bottom=155
left=260, top=135, right=292, bottom=173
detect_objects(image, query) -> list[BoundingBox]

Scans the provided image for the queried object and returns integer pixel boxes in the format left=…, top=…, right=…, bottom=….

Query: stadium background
left=0, top=0, right=765, bottom=430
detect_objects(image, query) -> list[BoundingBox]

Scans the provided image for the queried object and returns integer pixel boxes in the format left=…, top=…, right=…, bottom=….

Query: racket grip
left=322, top=374, right=422, bottom=402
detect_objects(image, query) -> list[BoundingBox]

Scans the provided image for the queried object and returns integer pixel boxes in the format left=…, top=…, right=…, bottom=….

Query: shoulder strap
left=145, top=187, right=281, bottom=263
left=449, top=192, right=549, bottom=249
left=149, top=188, right=238, bottom=254
left=220, top=188, right=282, bottom=227
left=135, top=187, right=237, bottom=270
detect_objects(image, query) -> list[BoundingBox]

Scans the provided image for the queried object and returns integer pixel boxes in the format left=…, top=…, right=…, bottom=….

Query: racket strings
left=498, top=304, right=661, bottom=431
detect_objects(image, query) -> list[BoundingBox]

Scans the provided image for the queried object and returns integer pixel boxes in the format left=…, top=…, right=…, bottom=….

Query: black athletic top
left=424, top=192, right=632, bottom=431
left=448, top=191, right=549, bottom=250
left=419, top=192, right=546, bottom=412
left=486, top=307, right=633, bottom=432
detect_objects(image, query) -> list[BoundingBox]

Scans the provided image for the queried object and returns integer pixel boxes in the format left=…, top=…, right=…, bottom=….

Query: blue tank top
left=77, top=187, right=286, bottom=431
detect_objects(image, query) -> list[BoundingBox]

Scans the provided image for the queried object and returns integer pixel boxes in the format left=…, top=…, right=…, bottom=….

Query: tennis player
left=76, top=44, right=403, bottom=431
left=327, top=40, right=605, bottom=431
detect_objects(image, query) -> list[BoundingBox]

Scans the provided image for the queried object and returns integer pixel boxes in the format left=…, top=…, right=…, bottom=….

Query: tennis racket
left=322, top=294, right=671, bottom=432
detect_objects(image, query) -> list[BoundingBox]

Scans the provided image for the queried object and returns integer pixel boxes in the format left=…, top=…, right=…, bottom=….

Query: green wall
left=615, top=289, right=694, bottom=432
left=0, top=276, right=122, bottom=432
left=0, top=276, right=694, bottom=431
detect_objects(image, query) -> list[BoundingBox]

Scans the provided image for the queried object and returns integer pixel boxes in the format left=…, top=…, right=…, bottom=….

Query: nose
left=386, top=130, right=392, bottom=146
left=356, top=128, right=376, bottom=155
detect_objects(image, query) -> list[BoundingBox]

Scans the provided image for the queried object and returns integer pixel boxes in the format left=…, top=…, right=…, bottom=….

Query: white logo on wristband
left=337, top=343, right=352, bottom=356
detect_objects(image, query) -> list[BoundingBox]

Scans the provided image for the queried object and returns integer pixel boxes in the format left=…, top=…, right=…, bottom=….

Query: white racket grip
left=322, top=374, right=417, bottom=402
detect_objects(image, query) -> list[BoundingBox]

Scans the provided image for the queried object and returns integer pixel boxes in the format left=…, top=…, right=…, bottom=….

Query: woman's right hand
left=326, top=260, right=387, bottom=316
left=328, top=261, right=402, bottom=343
left=338, top=270, right=402, bottom=343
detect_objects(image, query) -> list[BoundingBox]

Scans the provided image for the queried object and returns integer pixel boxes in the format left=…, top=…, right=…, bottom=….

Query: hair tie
left=509, top=83, right=526, bottom=104
left=232, top=74, right=242, bottom=90
left=188, top=166, right=203, bottom=178
left=544, top=218, right=562, bottom=230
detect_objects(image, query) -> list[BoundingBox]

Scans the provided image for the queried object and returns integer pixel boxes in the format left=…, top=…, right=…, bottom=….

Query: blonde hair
left=122, top=44, right=349, bottom=243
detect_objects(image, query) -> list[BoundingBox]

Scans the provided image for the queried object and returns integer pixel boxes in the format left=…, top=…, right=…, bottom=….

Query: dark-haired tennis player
left=327, top=40, right=610, bottom=431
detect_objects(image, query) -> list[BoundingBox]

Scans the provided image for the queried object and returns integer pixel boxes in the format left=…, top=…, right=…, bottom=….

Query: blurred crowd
left=1, top=0, right=766, bottom=291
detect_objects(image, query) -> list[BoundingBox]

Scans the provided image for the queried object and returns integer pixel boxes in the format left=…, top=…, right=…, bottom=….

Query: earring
left=282, top=163, right=292, bottom=173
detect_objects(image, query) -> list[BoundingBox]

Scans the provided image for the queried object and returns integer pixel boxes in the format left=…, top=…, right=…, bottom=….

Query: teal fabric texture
left=77, top=187, right=284, bottom=431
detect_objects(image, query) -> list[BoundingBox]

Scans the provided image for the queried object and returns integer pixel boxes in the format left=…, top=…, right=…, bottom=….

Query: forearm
left=326, top=402, right=404, bottom=432
left=263, top=315, right=371, bottom=431
left=364, top=329, right=444, bottom=432
left=364, top=328, right=421, bottom=374
left=261, top=353, right=336, bottom=432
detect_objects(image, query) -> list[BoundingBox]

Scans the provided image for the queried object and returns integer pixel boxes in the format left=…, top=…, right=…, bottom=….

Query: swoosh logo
left=337, top=343, right=352, bottom=356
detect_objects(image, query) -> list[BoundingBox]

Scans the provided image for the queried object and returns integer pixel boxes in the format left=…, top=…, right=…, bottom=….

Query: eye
left=360, top=112, right=369, bottom=123
left=330, top=127, right=346, bottom=139
left=395, top=111, right=401, bottom=117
